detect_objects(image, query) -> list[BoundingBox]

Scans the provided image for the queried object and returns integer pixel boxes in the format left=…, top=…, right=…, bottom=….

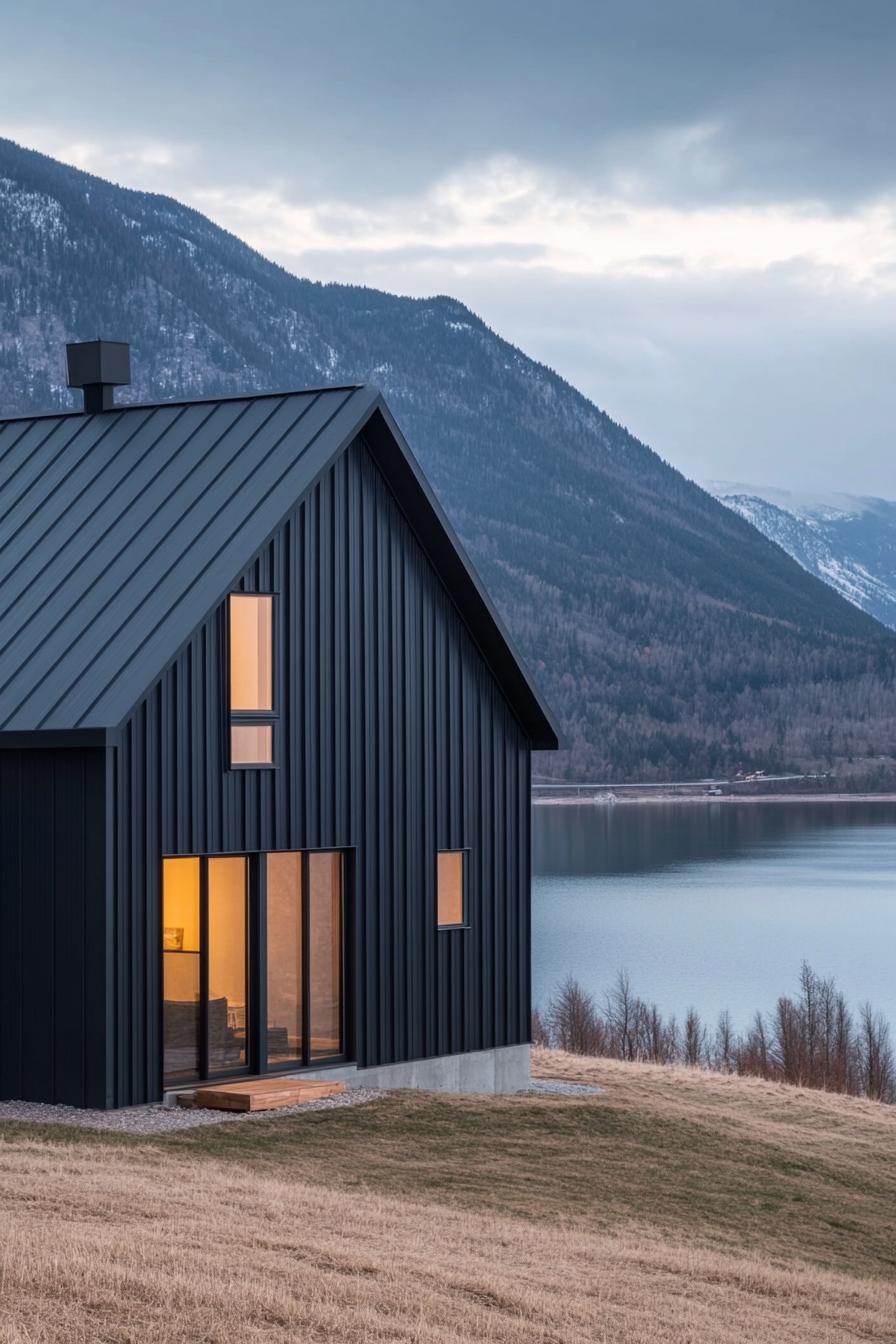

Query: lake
left=532, top=799, right=896, bottom=1031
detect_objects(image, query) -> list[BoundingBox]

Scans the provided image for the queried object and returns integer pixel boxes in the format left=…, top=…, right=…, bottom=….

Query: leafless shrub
left=736, top=1012, right=770, bottom=1079
left=683, top=1008, right=707, bottom=1067
left=605, top=971, right=638, bottom=1061
left=857, top=1003, right=896, bottom=1103
left=547, top=976, right=606, bottom=1055
left=536, top=964, right=896, bottom=1104
left=713, top=1010, right=736, bottom=1073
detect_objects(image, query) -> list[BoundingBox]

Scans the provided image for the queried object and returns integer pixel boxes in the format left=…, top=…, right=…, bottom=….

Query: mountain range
left=709, top=483, right=896, bottom=632
left=2, top=136, right=895, bottom=784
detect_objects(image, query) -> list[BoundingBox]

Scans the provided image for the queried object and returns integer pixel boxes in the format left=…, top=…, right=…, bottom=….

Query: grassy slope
left=0, top=1053, right=894, bottom=1342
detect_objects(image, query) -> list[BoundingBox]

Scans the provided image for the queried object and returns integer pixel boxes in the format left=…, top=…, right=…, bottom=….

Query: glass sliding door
left=162, top=857, right=201, bottom=1083
left=266, top=852, right=303, bottom=1065
left=162, top=849, right=344, bottom=1088
left=162, top=854, right=249, bottom=1087
left=308, top=852, right=343, bottom=1060
left=264, top=850, right=344, bottom=1070
left=207, top=857, right=248, bottom=1075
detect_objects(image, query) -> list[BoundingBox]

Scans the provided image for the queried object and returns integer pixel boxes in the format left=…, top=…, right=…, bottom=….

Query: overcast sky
left=1, top=0, right=894, bottom=493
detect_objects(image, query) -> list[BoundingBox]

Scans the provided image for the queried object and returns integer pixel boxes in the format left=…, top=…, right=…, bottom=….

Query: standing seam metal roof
left=0, top=386, right=558, bottom=747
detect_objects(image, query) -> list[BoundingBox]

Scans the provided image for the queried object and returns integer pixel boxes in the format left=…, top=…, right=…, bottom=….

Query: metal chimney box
left=66, top=339, right=131, bottom=412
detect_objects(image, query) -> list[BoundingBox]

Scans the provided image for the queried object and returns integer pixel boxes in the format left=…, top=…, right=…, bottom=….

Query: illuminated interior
left=229, top=594, right=273, bottom=710
left=308, top=852, right=343, bottom=1059
left=266, top=852, right=303, bottom=1063
left=228, top=593, right=274, bottom=766
left=230, top=723, right=273, bottom=765
left=207, top=857, right=248, bottom=1072
left=162, top=849, right=343, bottom=1086
left=162, top=857, right=200, bottom=1083
left=437, top=851, right=465, bottom=927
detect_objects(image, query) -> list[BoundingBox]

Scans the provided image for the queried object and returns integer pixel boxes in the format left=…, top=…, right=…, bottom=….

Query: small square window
left=231, top=723, right=273, bottom=766
left=437, top=850, right=466, bottom=928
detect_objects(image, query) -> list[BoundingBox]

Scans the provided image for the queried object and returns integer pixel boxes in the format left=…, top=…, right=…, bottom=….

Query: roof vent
left=66, top=340, right=131, bottom=413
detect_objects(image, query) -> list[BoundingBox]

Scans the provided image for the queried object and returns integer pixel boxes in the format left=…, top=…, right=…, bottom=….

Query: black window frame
left=436, top=847, right=470, bottom=930
left=161, top=853, right=253, bottom=1087
left=259, top=848, right=350, bottom=1075
left=161, top=846, right=352, bottom=1093
left=225, top=591, right=279, bottom=771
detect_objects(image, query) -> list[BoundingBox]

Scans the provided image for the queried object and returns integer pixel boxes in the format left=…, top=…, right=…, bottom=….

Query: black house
left=0, top=341, right=558, bottom=1109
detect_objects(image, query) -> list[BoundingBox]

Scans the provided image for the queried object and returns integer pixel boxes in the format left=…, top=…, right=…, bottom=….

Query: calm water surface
left=532, top=800, right=896, bottom=1029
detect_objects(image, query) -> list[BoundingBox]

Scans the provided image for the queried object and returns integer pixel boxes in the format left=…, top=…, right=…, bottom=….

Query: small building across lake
left=0, top=341, right=558, bottom=1109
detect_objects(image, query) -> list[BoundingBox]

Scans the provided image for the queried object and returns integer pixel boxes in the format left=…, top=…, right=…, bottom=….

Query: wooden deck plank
left=185, top=1077, right=346, bottom=1112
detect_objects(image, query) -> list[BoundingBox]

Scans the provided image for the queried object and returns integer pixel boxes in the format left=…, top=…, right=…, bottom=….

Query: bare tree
left=644, top=1002, right=677, bottom=1064
left=772, top=995, right=805, bottom=1086
left=683, top=1007, right=706, bottom=1067
left=605, top=971, right=638, bottom=1061
left=858, top=1003, right=895, bottom=1103
left=736, top=1011, right=769, bottom=1079
left=714, top=1009, right=735, bottom=1073
left=534, top=965, right=895, bottom=1107
left=547, top=977, right=604, bottom=1055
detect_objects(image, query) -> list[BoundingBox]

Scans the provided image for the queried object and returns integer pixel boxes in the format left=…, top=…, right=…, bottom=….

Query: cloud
left=0, top=125, right=195, bottom=188
left=192, top=156, right=896, bottom=295
left=3, top=123, right=893, bottom=495
left=183, top=156, right=896, bottom=495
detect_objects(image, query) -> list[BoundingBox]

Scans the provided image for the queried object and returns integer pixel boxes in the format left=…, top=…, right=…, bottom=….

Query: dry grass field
left=1, top=1051, right=895, bottom=1343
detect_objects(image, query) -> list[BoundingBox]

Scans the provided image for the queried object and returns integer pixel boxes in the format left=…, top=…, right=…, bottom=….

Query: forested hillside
left=2, top=136, right=896, bottom=782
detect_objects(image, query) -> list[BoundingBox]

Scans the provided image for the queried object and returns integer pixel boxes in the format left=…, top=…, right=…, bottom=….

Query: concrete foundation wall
left=302, top=1043, right=531, bottom=1095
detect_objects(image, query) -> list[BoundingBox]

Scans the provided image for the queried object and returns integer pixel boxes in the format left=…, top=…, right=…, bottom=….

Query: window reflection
left=266, top=853, right=303, bottom=1064
left=309, top=853, right=342, bottom=1059
left=207, top=857, right=248, bottom=1073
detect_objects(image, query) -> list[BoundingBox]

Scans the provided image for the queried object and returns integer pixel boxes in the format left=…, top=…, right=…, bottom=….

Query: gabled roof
left=0, top=386, right=559, bottom=748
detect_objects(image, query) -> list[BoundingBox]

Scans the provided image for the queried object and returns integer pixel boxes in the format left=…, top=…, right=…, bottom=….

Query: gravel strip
left=0, top=1081, right=601, bottom=1132
left=524, top=1080, right=603, bottom=1096
left=0, top=1087, right=383, bottom=1134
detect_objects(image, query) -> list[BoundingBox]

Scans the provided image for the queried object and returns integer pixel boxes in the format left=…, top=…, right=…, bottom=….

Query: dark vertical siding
left=0, top=747, right=107, bottom=1106
left=112, top=436, right=531, bottom=1106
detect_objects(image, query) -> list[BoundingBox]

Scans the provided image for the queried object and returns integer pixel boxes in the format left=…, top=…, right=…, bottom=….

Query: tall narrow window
left=207, top=857, right=248, bottom=1073
left=163, top=857, right=201, bottom=1082
left=437, top=850, right=466, bottom=928
left=228, top=593, right=275, bottom=766
left=308, top=852, right=343, bottom=1059
left=266, top=852, right=303, bottom=1065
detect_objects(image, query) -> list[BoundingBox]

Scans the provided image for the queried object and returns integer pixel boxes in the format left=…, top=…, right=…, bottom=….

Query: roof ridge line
left=0, top=383, right=368, bottom=426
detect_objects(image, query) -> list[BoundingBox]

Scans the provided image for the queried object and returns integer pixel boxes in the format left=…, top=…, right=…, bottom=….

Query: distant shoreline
left=532, top=791, right=896, bottom=807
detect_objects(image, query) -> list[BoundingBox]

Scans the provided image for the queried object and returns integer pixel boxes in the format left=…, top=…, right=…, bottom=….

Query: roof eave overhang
left=0, top=728, right=110, bottom=749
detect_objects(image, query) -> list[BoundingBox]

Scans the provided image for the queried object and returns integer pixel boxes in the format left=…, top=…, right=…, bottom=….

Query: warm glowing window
left=207, top=857, right=248, bottom=1072
left=229, top=595, right=273, bottom=711
left=437, top=851, right=466, bottom=928
left=162, top=855, right=250, bottom=1085
left=308, top=852, right=343, bottom=1059
left=163, top=857, right=201, bottom=1082
left=267, top=853, right=303, bottom=1065
left=228, top=593, right=275, bottom=766
left=230, top=724, right=273, bottom=765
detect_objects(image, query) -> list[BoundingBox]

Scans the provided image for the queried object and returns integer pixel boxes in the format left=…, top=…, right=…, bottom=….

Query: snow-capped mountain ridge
left=709, top=482, right=896, bottom=630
